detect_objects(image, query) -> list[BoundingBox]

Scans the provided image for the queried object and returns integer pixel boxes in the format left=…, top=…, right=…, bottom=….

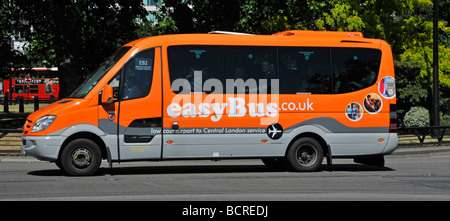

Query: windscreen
left=69, top=47, right=131, bottom=98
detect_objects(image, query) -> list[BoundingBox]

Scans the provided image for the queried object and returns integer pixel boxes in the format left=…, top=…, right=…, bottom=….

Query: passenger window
left=14, top=86, right=23, bottom=93
left=30, top=85, right=39, bottom=93
left=121, top=48, right=155, bottom=100
left=332, top=48, right=381, bottom=94
left=168, top=45, right=223, bottom=94
left=278, top=47, right=331, bottom=94
left=223, top=46, right=278, bottom=94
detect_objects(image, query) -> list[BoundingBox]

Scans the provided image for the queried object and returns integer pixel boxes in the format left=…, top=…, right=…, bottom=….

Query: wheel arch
left=58, top=132, right=107, bottom=161
left=285, top=132, right=329, bottom=158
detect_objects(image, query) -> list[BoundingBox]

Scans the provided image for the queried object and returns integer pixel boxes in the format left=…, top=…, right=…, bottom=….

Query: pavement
left=1, top=144, right=450, bottom=163
left=389, top=144, right=450, bottom=157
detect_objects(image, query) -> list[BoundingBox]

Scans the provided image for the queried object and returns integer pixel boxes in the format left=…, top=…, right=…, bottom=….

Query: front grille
left=23, top=119, right=33, bottom=135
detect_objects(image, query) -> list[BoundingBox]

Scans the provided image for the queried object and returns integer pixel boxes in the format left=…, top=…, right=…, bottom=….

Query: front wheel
left=60, top=138, right=102, bottom=176
left=286, top=137, right=324, bottom=172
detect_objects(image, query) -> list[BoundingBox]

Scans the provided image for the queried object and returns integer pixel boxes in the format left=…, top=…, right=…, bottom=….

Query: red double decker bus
left=2, top=67, right=59, bottom=101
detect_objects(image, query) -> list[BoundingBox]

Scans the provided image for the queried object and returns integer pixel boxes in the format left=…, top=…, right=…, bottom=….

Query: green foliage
left=440, top=113, right=450, bottom=126
left=236, top=0, right=323, bottom=34
left=152, top=0, right=241, bottom=34
left=403, top=106, right=430, bottom=127
left=0, top=1, right=29, bottom=73
left=395, top=60, right=429, bottom=124
left=316, top=1, right=365, bottom=32
left=12, top=0, right=148, bottom=96
left=398, top=0, right=450, bottom=87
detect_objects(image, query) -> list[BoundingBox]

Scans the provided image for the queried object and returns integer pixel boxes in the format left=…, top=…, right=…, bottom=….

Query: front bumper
left=21, top=135, right=63, bottom=161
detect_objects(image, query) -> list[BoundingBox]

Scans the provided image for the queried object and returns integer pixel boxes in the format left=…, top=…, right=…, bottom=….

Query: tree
left=398, top=0, right=450, bottom=84
left=16, top=0, right=148, bottom=97
left=396, top=0, right=450, bottom=123
left=152, top=0, right=242, bottom=34
left=395, top=60, right=429, bottom=124
left=237, top=0, right=323, bottom=34
left=0, top=1, right=30, bottom=77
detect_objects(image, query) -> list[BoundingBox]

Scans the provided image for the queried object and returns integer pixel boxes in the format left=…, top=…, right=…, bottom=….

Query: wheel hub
left=297, top=145, right=317, bottom=166
left=71, top=148, right=91, bottom=168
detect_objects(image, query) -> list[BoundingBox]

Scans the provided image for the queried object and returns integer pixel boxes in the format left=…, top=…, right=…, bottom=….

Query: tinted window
left=167, top=45, right=381, bottom=95
left=223, top=46, right=278, bottom=94
left=332, top=48, right=381, bottom=93
left=121, top=48, right=155, bottom=100
left=279, top=47, right=331, bottom=94
left=168, top=45, right=223, bottom=93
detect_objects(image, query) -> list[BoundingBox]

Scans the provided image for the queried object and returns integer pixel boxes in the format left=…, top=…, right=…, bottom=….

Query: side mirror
left=101, top=85, right=113, bottom=104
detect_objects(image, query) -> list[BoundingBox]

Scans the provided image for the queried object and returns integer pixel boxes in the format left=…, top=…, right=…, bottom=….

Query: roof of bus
left=124, top=30, right=382, bottom=49
left=272, top=30, right=363, bottom=37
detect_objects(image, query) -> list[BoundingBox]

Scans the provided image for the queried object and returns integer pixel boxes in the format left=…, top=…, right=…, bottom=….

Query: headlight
left=31, top=115, right=57, bottom=132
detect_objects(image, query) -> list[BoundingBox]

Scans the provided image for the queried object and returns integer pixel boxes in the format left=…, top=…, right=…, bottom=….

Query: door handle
left=171, top=122, right=179, bottom=130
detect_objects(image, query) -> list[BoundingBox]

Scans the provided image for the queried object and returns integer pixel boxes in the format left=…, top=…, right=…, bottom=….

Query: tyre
left=286, top=137, right=324, bottom=172
left=60, top=138, right=102, bottom=176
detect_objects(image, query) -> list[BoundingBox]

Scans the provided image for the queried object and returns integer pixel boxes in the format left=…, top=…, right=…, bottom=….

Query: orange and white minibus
left=21, top=30, right=398, bottom=175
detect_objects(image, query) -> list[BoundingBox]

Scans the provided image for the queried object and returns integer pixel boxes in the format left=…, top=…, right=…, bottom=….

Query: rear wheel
left=60, top=138, right=102, bottom=176
left=286, top=137, right=324, bottom=172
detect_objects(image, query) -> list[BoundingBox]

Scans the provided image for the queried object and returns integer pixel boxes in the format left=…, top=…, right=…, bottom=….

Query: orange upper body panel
left=23, top=98, right=98, bottom=136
